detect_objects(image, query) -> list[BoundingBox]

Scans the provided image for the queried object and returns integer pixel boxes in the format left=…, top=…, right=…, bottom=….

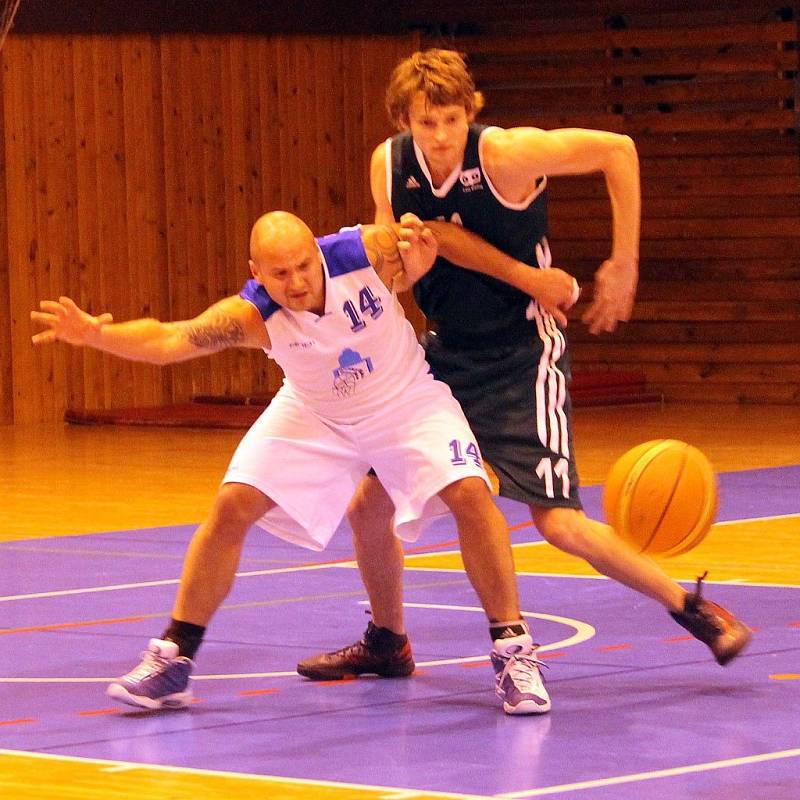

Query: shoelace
left=125, top=650, right=170, bottom=681
left=501, top=652, right=549, bottom=694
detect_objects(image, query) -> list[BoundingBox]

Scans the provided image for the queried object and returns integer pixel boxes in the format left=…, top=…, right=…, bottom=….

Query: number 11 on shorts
left=536, top=456, right=571, bottom=499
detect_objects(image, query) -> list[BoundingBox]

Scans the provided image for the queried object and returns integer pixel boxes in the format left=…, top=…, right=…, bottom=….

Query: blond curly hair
left=385, top=49, right=485, bottom=129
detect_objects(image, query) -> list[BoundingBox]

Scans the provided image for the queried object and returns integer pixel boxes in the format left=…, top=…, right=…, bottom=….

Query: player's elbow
left=612, top=134, right=639, bottom=167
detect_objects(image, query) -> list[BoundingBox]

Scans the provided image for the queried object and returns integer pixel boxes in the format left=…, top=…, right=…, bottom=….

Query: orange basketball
left=603, top=439, right=718, bottom=557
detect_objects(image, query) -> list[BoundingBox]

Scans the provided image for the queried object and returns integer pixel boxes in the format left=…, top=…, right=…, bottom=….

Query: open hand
left=31, top=296, right=113, bottom=346
left=582, top=259, right=637, bottom=335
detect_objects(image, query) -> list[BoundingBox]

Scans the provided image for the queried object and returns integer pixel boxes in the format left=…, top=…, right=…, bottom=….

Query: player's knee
left=346, top=475, right=393, bottom=536
left=209, top=483, right=270, bottom=542
left=439, top=476, right=492, bottom=516
left=533, top=507, right=591, bottom=555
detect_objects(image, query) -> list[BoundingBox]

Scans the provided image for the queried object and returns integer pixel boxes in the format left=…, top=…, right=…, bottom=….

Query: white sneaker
left=490, top=633, right=551, bottom=715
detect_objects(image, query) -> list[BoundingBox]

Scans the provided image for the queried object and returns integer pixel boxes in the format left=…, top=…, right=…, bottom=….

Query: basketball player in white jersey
left=298, top=49, right=751, bottom=704
left=32, top=211, right=571, bottom=714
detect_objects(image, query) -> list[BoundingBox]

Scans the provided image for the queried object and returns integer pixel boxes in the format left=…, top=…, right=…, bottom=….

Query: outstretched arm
left=31, top=294, right=269, bottom=364
left=483, top=126, right=640, bottom=334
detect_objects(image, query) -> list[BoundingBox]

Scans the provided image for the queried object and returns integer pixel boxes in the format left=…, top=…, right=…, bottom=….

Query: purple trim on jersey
left=317, top=227, right=370, bottom=277
left=239, top=279, right=281, bottom=321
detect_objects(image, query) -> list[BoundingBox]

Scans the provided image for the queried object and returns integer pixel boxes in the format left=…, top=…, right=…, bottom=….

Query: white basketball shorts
left=222, top=376, right=490, bottom=550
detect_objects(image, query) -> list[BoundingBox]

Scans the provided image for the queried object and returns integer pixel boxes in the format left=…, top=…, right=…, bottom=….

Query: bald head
left=248, top=211, right=326, bottom=315
left=249, top=211, right=316, bottom=263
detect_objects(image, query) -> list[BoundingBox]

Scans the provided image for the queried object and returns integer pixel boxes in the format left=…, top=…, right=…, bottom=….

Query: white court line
left=0, top=603, right=595, bottom=683
left=0, top=561, right=353, bottom=602
left=0, top=749, right=493, bottom=800
left=496, top=747, right=800, bottom=798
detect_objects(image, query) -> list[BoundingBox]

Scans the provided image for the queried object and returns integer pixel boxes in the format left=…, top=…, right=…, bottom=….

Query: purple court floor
left=1, top=467, right=799, bottom=799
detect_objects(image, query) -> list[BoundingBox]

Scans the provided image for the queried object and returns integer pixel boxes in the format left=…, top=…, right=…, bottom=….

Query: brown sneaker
left=670, top=572, right=752, bottom=665
left=297, top=621, right=415, bottom=680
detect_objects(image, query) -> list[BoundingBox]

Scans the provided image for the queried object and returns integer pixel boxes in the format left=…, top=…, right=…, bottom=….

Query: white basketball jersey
left=240, top=226, right=431, bottom=423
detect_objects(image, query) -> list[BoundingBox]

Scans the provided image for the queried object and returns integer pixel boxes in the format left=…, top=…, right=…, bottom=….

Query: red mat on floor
left=65, top=371, right=661, bottom=428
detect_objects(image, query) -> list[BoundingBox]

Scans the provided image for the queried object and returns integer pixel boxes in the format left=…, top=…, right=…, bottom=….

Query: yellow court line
left=0, top=749, right=493, bottom=800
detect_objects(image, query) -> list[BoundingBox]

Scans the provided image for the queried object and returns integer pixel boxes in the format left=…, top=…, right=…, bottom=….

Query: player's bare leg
left=107, top=483, right=274, bottom=709
left=347, top=475, right=406, bottom=635
left=531, top=505, right=686, bottom=612
left=173, top=482, right=275, bottom=624
left=296, top=475, right=413, bottom=681
left=531, top=505, right=750, bottom=664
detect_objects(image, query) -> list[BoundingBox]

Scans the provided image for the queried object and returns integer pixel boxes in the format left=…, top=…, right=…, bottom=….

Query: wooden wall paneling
left=0, top=47, right=13, bottom=424
left=633, top=130, right=798, bottom=157
left=312, top=36, right=344, bottom=234
left=72, top=35, right=107, bottom=416
left=40, top=37, right=81, bottom=420
left=274, top=38, right=298, bottom=215
left=339, top=38, right=368, bottom=228
left=569, top=321, right=797, bottom=344
left=553, top=195, right=800, bottom=219
left=635, top=279, right=800, bottom=302
left=160, top=36, right=209, bottom=404
left=557, top=216, right=800, bottom=240
left=91, top=36, right=138, bottom=409
left=290, top=37, right=317, bottom=221
left=5, top=37, right=49, bottom=423
left=196, top=35, right=236, bottom=400
left=220, top=36, right=260, bottom=398
left=182, top=35, right=222, bottom=400
left=572, top=342, right=800, bottom=365
left=120, top=35, right=170, bottom=408
left=26, top=37, right=57, bottom=422
left=552, top=237, right=798, bottom=261
left=239, top=36, right=277, bottom=397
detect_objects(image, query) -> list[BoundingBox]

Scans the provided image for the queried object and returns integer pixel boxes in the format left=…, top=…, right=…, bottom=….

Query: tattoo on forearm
left=364, top=226, right=401, bottom=272
left=185, top=315, right=245, bottom=350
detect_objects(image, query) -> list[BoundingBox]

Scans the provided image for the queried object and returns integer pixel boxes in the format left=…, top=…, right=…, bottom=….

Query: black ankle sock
left=365, top=622, right=408, bottom=653
left=162, top=618, right=206, bottom=660
left=489, top=620, right=529, bottom=642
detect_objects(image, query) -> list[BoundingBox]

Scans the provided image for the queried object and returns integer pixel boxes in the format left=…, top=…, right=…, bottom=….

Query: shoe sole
left=107, top=683, right=192, bottom=710
left=296, top=663, right=415, bottom=681
left=503, top=698, right=552, bottom=715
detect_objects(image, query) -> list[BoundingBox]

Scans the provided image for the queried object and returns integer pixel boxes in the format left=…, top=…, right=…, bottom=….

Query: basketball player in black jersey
left=298, top=49, right=751, bottom=707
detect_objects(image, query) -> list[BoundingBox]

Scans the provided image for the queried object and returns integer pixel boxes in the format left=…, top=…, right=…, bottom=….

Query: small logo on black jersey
left=459, top=167, right=483, bottom=191
left=405, top=175, right=421, bottom=190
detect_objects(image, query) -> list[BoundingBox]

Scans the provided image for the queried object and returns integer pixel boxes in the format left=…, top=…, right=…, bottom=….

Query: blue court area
left=1, top=467, right=799, bottom=799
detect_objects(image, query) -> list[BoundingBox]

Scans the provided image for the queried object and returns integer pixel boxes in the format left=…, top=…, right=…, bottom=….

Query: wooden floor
left=1, top=401, right=799, bottom=541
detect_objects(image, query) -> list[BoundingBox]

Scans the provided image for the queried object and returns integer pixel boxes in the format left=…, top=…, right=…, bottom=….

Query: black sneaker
left=670, top=572, right=752, bottom=665
left=297, top=621, right=415, bottom=680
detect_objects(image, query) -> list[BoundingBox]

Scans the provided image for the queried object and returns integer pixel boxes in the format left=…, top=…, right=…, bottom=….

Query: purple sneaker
left=491, top=633, right=551, bottom=715
left=107, top=638, right=193, bottom=710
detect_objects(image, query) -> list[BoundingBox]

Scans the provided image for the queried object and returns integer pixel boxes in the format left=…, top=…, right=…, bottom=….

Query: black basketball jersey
left=389, top=123, right=550, bottom=346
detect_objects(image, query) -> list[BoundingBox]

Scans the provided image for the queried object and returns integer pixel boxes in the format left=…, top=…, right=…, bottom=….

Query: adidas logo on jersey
left=405, top=175, right=421, bottom=190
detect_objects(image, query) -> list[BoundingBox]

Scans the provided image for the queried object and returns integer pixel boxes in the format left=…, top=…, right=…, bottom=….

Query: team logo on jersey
left=459, top=167, right=483, bottom=192
left=405, top=175, right=421, bottom=190
left=332, top=347, right=374, bottom=397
